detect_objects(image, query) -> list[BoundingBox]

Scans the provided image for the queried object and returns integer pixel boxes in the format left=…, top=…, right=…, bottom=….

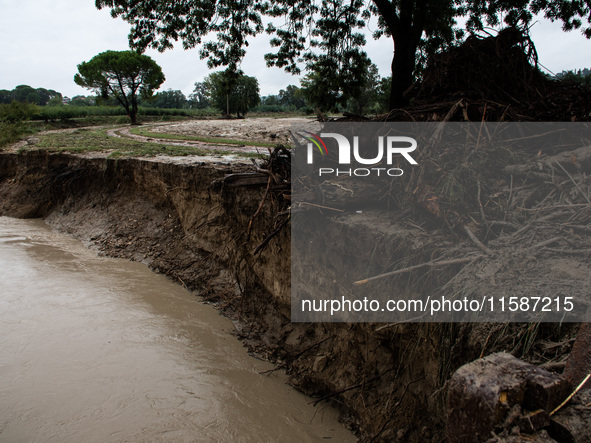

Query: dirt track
left=142, top=117, right=311, bottom=145
left=107, top=117, right=312, bottom=154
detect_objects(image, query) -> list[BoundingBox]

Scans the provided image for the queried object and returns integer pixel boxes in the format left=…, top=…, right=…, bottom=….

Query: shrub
left=0, top=102, right=38, bottom=147
left=0, top=101, right=39, bottom=123
left=31, top=105, right=218, bottom=122
left=254, top=104, right=286, bottom=113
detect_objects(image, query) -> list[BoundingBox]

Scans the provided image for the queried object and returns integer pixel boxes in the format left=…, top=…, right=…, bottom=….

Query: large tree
left=300, top=54, right=383, bottom=115
left=150, top=89, right=187, bottom=109
left=204, top=70, right=260, bottom=117
left=278, top=85, right=306, bottom=110
left=188, top=82, right=211, bottom=109
left=74, top=50, right=165, bottom=124
left=96, top=0, right=591, bottom=109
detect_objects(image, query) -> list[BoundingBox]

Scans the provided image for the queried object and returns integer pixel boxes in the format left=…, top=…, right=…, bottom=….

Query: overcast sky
left=1, top=0, right=591, bottom=98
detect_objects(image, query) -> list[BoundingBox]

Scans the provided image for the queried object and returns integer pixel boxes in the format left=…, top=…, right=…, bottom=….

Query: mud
left=141, top=117, right=311, bottom=146
left=0, top=148, right=585, bottom=442
left=107, top=126, right=264, bottom=154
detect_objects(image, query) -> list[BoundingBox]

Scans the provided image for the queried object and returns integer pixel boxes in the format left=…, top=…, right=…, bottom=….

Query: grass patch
left=0, top=102, right=39, bottom=147
left=30, top=105, right=219, bottom=123
left=129, top=126, right=278, bottom=148
left=27, top=127, right=251, bottom=158
left=0, top=121, right=35, bottom=148
left=34, top=114, right=215, bottom=129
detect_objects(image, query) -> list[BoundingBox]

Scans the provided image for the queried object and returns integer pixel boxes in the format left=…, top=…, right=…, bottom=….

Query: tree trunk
left=389, top=32, right=418, bottom=109
left=130, top=98, right=139, bottom=125
left=370, top=0, right=425, bottom=110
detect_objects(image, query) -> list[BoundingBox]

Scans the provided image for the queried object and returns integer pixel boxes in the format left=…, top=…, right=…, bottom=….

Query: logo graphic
left=296, top=130, right=418, bottom=177
left=301, top=131, right=328, bottom=156
left=305, top=132, right=417, bottom=165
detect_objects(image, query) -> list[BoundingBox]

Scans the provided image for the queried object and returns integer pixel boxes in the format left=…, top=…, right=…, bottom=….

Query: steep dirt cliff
left=0, top=150, right=583, bottom=442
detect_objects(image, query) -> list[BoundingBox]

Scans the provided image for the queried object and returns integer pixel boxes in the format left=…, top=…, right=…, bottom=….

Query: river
left=0, top=217, right=354, bottom=442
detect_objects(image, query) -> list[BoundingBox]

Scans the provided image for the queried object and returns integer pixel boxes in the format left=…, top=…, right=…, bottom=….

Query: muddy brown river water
left=0, top=217, right=354, bottom=442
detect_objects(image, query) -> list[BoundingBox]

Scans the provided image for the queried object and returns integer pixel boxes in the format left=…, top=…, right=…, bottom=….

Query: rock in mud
left=447, top=353, right=571, bottom=442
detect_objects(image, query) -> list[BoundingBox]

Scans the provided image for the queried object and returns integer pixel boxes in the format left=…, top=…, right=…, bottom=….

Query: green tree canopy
left=278, top=85, right=306, bottom=110
left=300, top=52, right=377, bottom=114
left=150, top=89, right=187, bottom=108
left=188, top=82, right=210, bottom=109
left=69, top=95, right=96, bottom=106
left=13, top=85, right=41, bottom=105
left=347, top=63, right=382, bottom=115
left=556, top=68, right=591, bottom=86
left=0, top=90, right=11, bottom=105
left=96, top=0, right=591, bottom=109
left=203, top=70, right=260, bottom=117
left=261, top=94, right=280, bottom=106
left=0, top=85, right=61, bottom=106
left=74, top=50, right=165, bottom=124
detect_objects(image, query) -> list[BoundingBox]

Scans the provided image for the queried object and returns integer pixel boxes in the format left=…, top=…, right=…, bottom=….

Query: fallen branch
left=223, top=172, right=269, bottom=187
left=246, top=175, right=272, bottom=240
left=555, top=161, right=591, bottom=204
left=518, top=203, right=590, bottom=211
left=562, top=224, right=591, bottom=232
left=477, top=180, right=486, bottom=222
left=259, top=335, right=335, bottom=375
left=256, top=167, right=279, bottom=185
left=464, top=225, right=494, bottom=255
left=511, top=211, right=572, bottom=238
left=485, top=220, right=518, bottom=229
left=529, top=236, right=561, bottom=249
left=542, top=247, right=591, bottom=255
left=311, top=368, right=395, bottom=407
left=505, top=175, right=513, bottom=221
left=354, top=255, right=484, bottom=285
left=296, top=202, right=344, bottom=212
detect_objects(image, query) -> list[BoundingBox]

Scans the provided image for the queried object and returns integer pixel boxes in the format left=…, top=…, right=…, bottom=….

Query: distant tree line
left=4, top=65, right=590, bottom=122
left=161, top=63, right=591, bottom=116
left=186, top=66, right=392, bottom=116
left=555, top=68, right=591, bottom=87
left=0, top=85, right=62, bottom=106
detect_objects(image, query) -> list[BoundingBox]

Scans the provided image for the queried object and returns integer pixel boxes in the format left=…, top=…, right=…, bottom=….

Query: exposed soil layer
left=0, top=144, right=588, bottom=441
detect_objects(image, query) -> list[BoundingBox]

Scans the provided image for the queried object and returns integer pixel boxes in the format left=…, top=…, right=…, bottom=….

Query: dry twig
left=464, top=225, right=494, bottom=255
left=550, top=373, right=591, bottom=416
left=555, top=161, right=590, bottom=204
left=354, top=255, right=484, bottom=285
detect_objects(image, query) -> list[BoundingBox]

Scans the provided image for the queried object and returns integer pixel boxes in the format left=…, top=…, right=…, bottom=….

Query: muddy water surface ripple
left=0, top=216, right=354, bottom=443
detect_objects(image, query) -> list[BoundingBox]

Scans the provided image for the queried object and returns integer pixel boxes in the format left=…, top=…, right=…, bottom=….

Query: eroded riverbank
left=0, top=150, right=444, bottom=441
left=1, top=149, right=587, bottom=442
left=0, top=216, right=354, bottom=442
